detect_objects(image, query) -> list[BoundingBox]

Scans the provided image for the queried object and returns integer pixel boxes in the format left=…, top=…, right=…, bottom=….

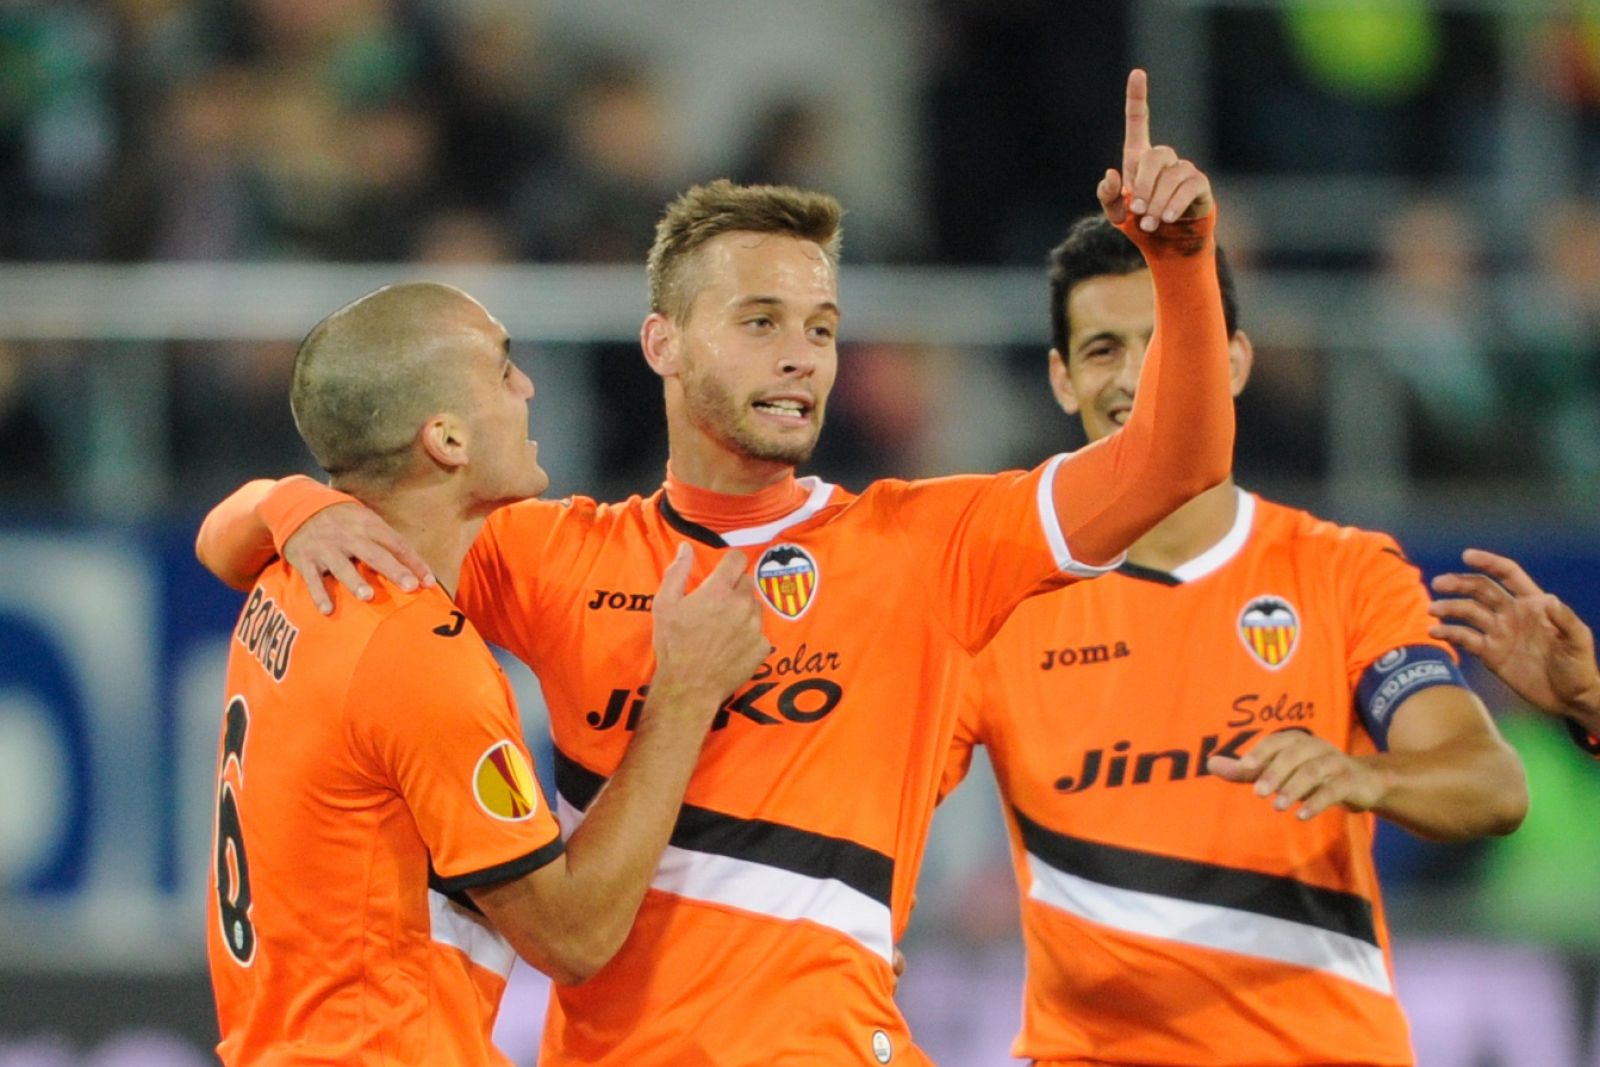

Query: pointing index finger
left=1122, top=69, right=1151, bottom=189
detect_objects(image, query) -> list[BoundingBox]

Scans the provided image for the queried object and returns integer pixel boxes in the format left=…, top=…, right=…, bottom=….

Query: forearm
left=194, top=475, right=354, bottom=588
left=543, top=687, right=716, bottom=975
left=1360, top=734, right=1528, bottom=842
left=195, top=480, right=280, bottom=588
left=1052, top=215, right=1234, bottom=565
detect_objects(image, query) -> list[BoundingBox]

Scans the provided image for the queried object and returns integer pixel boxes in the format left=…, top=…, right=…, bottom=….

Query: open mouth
left=752, top=396, right=813, bottom=422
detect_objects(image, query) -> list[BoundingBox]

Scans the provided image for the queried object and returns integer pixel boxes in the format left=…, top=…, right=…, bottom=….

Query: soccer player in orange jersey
left=198, top=73, right=1236, bottom=1065
left=1431, top=549, right=1600, bottom=757
left=939, top=215, right=1531, bottom=1066
left=203, top=282, right=771, bottom=1066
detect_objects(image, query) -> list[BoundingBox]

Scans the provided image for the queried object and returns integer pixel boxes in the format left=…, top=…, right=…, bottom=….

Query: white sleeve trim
left=1037, top=453, right=1126, bottom=578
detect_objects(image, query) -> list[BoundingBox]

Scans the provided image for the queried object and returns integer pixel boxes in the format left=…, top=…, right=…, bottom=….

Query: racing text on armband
left=234, top=587, right=299, bottom=682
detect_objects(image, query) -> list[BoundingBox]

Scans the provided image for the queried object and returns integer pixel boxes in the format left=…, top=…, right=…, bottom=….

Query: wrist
left=1357, top=756, right=1398, bottom=814
left=640, top=673, right=725, bottom=723
left=257, top=475, right=354, bottom=552
left=1568, top=682, right=1600, bottom=738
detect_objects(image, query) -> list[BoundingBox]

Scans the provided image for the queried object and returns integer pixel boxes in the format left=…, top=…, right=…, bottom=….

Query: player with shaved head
left=201, top=282, right=770, bottom=1066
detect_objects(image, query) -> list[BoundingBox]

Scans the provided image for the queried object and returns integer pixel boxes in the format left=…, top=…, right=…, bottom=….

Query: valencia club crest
left=756, top=543, right=819, bottom=620
left=1238, top=595, right=1299, bottom=669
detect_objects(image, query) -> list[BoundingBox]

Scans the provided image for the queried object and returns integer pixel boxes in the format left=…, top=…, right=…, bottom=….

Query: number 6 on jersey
left=215, top=695, right=256, bottom=966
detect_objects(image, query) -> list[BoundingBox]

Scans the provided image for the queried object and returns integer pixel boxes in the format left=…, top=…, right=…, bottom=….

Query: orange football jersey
left=459, top=464, right=1103, bottom=1066
left=944, top=490, right=1465, bottom=1067
left=208, top=565, right=564, bottom=1066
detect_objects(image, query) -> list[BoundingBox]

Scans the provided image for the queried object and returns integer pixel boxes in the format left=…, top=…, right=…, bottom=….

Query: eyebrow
left=734, top=295, right=842, bottom=316
left=1073, top=330, right=1122, bottom=354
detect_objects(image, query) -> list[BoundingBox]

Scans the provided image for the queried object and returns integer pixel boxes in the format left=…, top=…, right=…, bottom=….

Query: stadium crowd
left=1, top=1, right=1598, bottom=508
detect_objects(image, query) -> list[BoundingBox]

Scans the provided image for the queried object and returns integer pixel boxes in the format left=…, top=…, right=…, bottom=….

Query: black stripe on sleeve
left=430, top=836, right=567, bottom=897
left=554, top=745, right=893, bottom=906
left=1013, top=806, right=1378, bottom=947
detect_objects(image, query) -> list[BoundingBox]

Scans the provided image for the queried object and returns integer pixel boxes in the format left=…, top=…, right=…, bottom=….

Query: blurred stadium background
left=2, top=0, right=1600, bottom=1063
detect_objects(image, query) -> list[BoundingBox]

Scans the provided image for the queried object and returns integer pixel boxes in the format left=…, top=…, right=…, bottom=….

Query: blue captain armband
left=1355, top=645, right=1468, bottom=751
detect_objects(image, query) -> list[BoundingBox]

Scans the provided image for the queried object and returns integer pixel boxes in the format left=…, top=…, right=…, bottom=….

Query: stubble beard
left=682, top=365, right=820, bottom=467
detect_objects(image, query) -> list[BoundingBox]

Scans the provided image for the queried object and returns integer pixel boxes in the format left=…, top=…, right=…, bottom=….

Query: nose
left=514, top=364, right=535, bottom=400
left=777, top=332, right=819, bottom=379
left=1115, top=344, right=1148, bottom=393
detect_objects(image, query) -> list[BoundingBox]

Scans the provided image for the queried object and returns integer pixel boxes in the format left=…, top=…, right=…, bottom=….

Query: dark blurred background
left=1, top=2, right=1598, bottom=1063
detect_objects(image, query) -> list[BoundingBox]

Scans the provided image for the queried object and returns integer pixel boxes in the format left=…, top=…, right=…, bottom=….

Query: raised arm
left=1050, top=70, right=1234, bottom=566
left=1430, top=548, right=1600, bottom=747
left=468, top=547, right=770, bottom=983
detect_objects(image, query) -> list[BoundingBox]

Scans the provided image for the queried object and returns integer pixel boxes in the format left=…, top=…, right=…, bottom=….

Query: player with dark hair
left=203, top=282, right=771, bottom=1065
left=198, top=72, right=1236, bottom=1065
left=1431, top=548, right=1600, bottom=757
left=940, top=215, right=1529, bottom=1066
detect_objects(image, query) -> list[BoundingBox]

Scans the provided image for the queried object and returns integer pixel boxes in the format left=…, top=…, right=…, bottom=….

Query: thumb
left=1099, top=169, right=1127, bottom=225
left=1206, top=754, right=1255, bottom=782
left=655, top=542, right=693, bottom=606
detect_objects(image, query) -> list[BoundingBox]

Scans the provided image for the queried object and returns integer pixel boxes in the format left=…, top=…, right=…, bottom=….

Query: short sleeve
left=347, top=598, right=563, bottom=890
left=1342, top=533, right=1456, bottom=688
left=886, top=459, right=1104, bottom=654
left=1339, top=532, right=1470, bottom=748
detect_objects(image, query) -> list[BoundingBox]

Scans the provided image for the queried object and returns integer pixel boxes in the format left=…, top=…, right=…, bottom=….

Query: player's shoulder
left=482, top=489, right=659, bottom=539
left=361, top=584, right=494, bottom=665
left=1254, top=495, right=1407, bottom=563
left=857, top=467, right=1034, bottom=510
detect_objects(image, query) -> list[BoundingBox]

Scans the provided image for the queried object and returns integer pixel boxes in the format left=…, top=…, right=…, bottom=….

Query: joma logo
left=586, top=589, right=654, bottom=612
left=1039, top=641, right=1130, bottom=671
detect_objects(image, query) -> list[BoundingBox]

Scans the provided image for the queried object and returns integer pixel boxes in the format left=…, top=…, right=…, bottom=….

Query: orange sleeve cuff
left=257, top=475, right=357, bottom=552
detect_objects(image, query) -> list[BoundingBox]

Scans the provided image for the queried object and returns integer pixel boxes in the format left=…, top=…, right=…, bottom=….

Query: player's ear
left=419, top=413, right=470, bottom=471
left=1048, top=349, right=1082, bottom=416
left=640, top=313, right=680, bottom=379
left=1227, top=329, right=1254, bottom=398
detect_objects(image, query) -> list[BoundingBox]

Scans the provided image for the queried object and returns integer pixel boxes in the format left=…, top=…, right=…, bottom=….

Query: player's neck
left=1125, top=478, right=1240, bottom=573
left=666, top=431, right=798, bottom=496
left=361, top=482, right=488, bottom=599
left=664, top=464, right=808, bottom=532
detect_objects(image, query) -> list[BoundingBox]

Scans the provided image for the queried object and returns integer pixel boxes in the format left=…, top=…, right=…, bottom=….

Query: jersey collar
left=1169, top=487, right=1256, bottom=583
left=1117, top=488, right=1256, bottom=585
left=660, top=469, right=837, bottom=547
